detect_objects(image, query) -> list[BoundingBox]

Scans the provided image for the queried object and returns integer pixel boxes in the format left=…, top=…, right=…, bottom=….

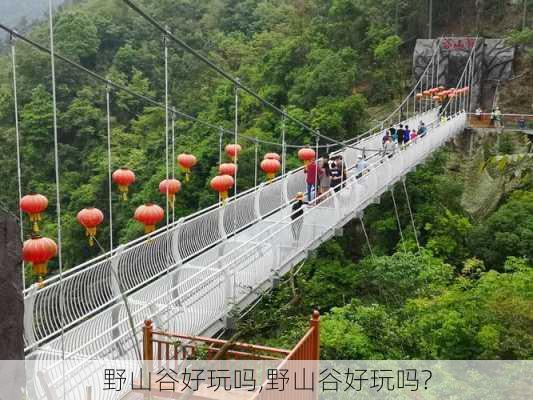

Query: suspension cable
left=120, top=0, right=393, bottom=153
left=171, top=112, right=176, bottom=223
left=164, top=31, right=170, bottom=229
left=401, top=178, right=421, bottom=253
left=105, top=86, right=114, bottom=251
left=358, top=214, right=375, bottom=260
left=390, top=186, right=407, bottom=253
left=0, top=24, right=335, bottom=150
left=10, top=36, right=25, bottom=291
left=254, top=140, right=258, bottom=189
left=48, top=0, right=65, bottom=367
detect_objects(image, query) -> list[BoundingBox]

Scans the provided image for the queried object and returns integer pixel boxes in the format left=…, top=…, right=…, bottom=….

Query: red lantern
left=225, top=144, right=242, bottom=162
left=134, top=203, right=165, bottom=234
left=261, top=159, right=281, bottom=182
left=159, top=179, right=182, bottom=209
left=298, top=148, right=315, bottom=170
left=432, top=95, right=441, bottom=102
left=23, top=235, right=57, bottom=284
left=422, top=90, right=431, bottom=96
left=218, top=163, right=237, bottom=177
left=177, top=153, right=197, bottom=183
left=211, top=174, right=234, bottom=202
left=76, top=207, right=104, bottom=247
left=20, top=192, right=48, bottom=233
left=112, top=168, right=135, bottom=201
left=264, top=152, right=281, bottom=161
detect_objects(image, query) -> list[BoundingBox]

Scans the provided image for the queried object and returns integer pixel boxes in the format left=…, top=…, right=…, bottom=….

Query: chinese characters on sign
left=441, top=38, right=476, bottom=50
left=103, top=367, right=433, bottom=394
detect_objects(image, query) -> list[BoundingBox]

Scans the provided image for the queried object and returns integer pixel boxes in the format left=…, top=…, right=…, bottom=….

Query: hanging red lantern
left=218, top=163, right=237, bottom=177
left=159, top=179, right=182, bottom=209
left=23, top=235, right=57, bottom=284
left=264, top=152, right=281, bottom=161
left=211, top=174, right=234, bottom=202
left=20, top=192, right=49, bottom=233
left=298, top=148, right=315, bottom=170
left=177, top=153, right=197, bottom=183
left=261, top=159, right=281, bottom=182
left=134, top=203, right=165, bottom=234
left=76, top=207, right=104, bottom=247
left=422, top=90, right=431, bottom=96
left=112, top=168, right=136, bottom=201
left=225, top=144, right=242, bottom=162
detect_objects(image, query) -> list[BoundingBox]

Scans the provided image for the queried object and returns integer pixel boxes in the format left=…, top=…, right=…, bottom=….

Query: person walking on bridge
left=397, top=124, right=404, bottom=146
left=318, top=159, right=332, bottom=202
left=291, top=192, right=308, bottom=242
left=305, top=158, right=322, bottom=202
left=355, top=154, right=368, bottom=178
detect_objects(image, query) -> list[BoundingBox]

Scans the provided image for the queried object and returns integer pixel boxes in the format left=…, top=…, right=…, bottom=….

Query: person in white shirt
left=355, top=155, right=368, bottom=178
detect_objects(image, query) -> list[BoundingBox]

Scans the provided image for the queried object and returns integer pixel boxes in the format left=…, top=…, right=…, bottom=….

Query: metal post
left=164, top=29, right=170, bottom=228
left=105, top=86, right=114, bottom=251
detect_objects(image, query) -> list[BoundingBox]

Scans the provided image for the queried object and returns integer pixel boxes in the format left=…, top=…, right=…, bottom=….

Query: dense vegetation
left=235, top=148, right=533, bottom=359
left=0, top=0, right=531, bottom=359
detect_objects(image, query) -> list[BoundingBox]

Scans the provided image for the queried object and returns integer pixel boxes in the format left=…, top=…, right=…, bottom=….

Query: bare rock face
left=413, top=37, right=515, bottom=112
left=0, top=213, right=24, bottom=360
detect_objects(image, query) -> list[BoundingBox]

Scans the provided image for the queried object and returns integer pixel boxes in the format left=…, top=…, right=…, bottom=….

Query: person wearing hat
left=291, top=192, right=308, bottom=242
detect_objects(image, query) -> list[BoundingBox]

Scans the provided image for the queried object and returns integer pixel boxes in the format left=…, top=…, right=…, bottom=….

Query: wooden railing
left=138, top=312, right=320, bottom=399
left=250, top=311, right=320, bottom=400
left=143, top=320, right=290, bottom=361
left=468, top=113, right=533, bottom=130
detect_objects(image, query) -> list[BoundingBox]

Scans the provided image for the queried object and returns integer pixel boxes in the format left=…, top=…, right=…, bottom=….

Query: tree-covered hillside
left=0, top=0, right=531, bottom=360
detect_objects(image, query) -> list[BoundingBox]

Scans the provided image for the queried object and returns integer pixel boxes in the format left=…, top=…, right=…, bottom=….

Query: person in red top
left=305, top=159, right=323, bottom=202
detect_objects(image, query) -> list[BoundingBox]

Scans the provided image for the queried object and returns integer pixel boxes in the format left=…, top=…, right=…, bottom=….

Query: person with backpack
left=330, top=156, right=342, bottom=190
left=418, top=121, right=427, bottom=137
left=397, top=124, right=404, bottom=146
left=290, top=192, right=308, bottom=242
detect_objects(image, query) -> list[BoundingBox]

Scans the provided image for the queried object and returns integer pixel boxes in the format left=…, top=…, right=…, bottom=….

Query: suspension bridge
left=1, top=1, right=483, bottom=399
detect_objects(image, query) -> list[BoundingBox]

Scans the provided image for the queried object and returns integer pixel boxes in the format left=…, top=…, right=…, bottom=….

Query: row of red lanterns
left=20, top=144, right=320, bottom=283
left=415, top=86, right=470, bottom=103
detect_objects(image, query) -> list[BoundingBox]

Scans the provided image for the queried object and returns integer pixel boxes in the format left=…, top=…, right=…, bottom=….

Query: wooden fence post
left=143, top=320, right=153, bottom=361
left=310, top=310, right=320, bottom=360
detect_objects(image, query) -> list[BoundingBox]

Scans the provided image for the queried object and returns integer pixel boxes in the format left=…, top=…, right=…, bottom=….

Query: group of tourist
left=290, top=119, right=431, bottom=241
left=303, top=154, right=348, bottom=203
left=381, top=121, right=428, bottom=158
